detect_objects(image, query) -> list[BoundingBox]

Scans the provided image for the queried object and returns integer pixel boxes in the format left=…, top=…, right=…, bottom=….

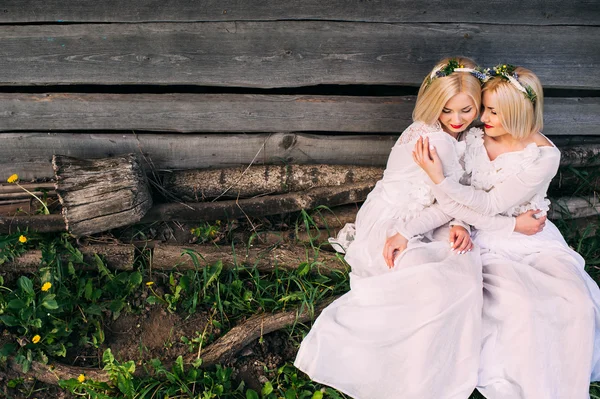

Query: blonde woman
left=294, top=58, right=542, bottom=399
left=414, top=65, right=600, bottom=398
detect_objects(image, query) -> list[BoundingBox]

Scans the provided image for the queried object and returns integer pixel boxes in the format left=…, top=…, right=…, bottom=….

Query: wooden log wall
left=1, top=1, right=599, bottom=219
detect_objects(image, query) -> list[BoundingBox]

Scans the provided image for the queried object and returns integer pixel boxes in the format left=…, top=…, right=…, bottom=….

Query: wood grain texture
left=1, top=94, right=598, bottom=135
left=0, top=133, right=398, bottom=180
left=0, top=214, right=65, bottom=234
left=549, top=196, right=600, bottom=219
left=152, top=244, right=347, bottom=275
left=4, top=133, right=599, bottom=181
left=0, top=93, right=414, bottom=133
left=141, top=182, right=374, bottom=223
left=0, top=22, right=598, bottom=89
left=1, top=0, right=597, bottom=25
left=163, top=165, right=384, bottom=200
left=53, top=154, right=153, bottom=237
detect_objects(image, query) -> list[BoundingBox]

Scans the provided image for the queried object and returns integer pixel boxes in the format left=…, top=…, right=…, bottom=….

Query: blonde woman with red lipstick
left=414, top=65, right=600, bottom=398
left=294, top=58, right=542, bottom=399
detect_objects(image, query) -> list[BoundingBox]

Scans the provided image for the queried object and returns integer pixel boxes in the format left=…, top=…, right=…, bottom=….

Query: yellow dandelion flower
left=77, top=374, right=86, bottom=383
left=41, top=282, right=52, bottom=292
left=7, top=174, right=18, bottom=183
left=146, top=281, right=154, bottom=286
left=32, top=335, right=41, bottom=344
left=19, top=235, right=27, bottom=243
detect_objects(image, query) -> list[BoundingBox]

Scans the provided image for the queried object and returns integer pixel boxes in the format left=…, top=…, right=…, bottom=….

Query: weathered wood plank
left=53, top=154, right=153, bottom=237
left=0, top=94, right=413, bottom=133
left=1, top=0, right=597, bottom=25
left=0, top=133, right=397, bottom=180
left=3, top=133, right=599, bottom=181
left=0, top=22, right=598, bottom=89
left=1, top=94, right=598, bottom=135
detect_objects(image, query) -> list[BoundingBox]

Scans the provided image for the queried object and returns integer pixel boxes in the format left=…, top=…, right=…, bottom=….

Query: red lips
left=484, top=124, right=494, bottom=129
left=450, top=124, right=464, bottom=129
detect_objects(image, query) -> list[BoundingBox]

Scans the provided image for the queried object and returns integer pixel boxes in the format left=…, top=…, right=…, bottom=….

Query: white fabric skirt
left=475, top=221, right=600, bottom=399
left=295, top=229, right=484, bottom=399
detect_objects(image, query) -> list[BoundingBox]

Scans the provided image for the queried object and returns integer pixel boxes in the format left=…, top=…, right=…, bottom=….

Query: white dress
left=429, top=129, right=600, bottom=399
left=294, top=122, right=514, bottom=399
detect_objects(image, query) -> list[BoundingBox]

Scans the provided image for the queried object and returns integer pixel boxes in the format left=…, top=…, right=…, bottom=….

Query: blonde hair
left=482, top=66, right=543, bottom=139
left=412, top=57, right=482, bottom=125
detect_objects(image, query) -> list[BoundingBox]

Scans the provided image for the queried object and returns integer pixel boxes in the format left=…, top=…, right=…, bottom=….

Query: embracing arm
left=435, top=153, right=559, bottom=215
left=415, top=137, right=561, bottom=215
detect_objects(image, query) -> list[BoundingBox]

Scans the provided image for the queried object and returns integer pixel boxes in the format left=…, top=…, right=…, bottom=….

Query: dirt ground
left=0, top=284, right=300, bottom=398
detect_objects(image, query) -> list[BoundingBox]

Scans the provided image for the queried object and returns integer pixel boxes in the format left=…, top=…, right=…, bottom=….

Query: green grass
left=1, top=208, right=600, bottom=398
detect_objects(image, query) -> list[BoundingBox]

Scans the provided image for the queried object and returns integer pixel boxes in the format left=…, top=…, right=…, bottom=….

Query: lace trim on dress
left=396, top=121, right=443, bottom=145
left=328, top=223, right=356, bottom=254
left=466, top=132, right=550, bottom=217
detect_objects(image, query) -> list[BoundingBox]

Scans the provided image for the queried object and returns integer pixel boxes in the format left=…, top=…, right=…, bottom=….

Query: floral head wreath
left=484, top=64, right=537, bottom=104
left=425, top=59, right=489, bottom=87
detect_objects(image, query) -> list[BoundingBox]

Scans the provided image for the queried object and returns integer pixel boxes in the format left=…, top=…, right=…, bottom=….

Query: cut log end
left=53, top=154, right=153, bottom=237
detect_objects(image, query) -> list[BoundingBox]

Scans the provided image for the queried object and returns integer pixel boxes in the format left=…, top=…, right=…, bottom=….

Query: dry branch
left=163, top=165, right=383, bottom=200
left=9, top=359, right=110, bottom=385
left=193, top=295, right=340, bottom=367
left=53, top=154, right=153, bottom=237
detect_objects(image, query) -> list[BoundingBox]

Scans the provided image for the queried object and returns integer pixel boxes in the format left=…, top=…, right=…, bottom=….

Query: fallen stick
left=193, top=295, right=340, bottom=367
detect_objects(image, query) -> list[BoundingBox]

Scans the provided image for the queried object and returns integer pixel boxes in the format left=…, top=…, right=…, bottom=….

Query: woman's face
left=480, top=91, right=509, bottom=137
left=438, top=92, right=478, bottom=135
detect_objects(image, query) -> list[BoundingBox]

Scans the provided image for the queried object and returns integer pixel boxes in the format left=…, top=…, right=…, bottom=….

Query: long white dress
left=429, top=129, right=600, bottom=399
left=294, top=122, right=514, bottom=399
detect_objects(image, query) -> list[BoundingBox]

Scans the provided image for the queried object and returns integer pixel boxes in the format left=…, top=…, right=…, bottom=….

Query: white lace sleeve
left=396, top=121, right=443, bottom=145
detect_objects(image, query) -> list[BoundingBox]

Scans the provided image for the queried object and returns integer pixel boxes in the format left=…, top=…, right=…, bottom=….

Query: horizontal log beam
left=141, top=182, right=374, bottom=223
left=0, top=183, right=55, bottom=194
left=152, top=244, right=347, bottom=275
left=2, top=244, right=135, bottom=272
left=549, top=196, right=600, bottom=219
left=0, top=214, right=65, bottom=234
left=0, top=94, right=598, bottom=136
left=1, top=1, right=596, bottom=25
left=2, top=133, right=598, bottom=181
left=0, top=22, right=597, bottom=89
left=164, top=164, right=383, bottom=200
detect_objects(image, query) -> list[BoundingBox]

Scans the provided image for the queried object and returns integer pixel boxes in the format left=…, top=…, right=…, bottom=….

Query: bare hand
left=515, top=209, right=546, bottom=235
left=449, top=225, right=474, bottom=254
left=412, top=137, right=445, bottom=184
left=383, top=233, right=409, bottom=269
